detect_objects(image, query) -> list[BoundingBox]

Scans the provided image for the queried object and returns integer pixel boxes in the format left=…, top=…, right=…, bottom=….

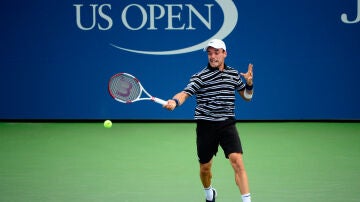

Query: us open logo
left=74, top=0, right=238, bottom=55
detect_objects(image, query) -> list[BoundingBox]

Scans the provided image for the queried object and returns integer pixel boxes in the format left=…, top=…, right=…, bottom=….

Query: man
left=164, top=39, right=253, bottom=202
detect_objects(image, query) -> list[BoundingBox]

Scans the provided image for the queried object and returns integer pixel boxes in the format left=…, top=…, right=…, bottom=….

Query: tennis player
left=164, top=39, right=253, bottom=202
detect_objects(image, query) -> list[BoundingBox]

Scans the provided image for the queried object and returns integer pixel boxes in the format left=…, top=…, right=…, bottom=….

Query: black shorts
left=196, top=118, right=243, bottom=164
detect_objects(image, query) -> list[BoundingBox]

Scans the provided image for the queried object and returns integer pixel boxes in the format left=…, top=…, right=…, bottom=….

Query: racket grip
left=153, top=97, right=167, bottom=105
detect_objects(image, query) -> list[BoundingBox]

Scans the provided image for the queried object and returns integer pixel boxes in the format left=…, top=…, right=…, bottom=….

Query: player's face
left=207, top=47, right=227, bottom=69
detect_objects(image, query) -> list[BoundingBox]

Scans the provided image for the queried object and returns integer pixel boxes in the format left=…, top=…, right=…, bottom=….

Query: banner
left=0, top=0, right=359, bottom=120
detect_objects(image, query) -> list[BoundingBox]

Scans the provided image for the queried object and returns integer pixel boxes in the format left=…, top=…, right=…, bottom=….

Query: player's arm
left=239, top=88, right=253, bottom=102
left=164, top=91, right=189, bottom=110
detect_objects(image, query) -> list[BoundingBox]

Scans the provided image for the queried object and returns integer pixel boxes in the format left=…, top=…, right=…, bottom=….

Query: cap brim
left=203, top=46, right=225, bottom=51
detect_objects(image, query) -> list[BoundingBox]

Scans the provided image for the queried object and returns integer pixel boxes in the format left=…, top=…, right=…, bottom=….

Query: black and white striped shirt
left=184, top=64, right=246, bottom=121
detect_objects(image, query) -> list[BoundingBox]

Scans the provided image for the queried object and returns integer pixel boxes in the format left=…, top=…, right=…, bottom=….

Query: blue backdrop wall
left=1, top=0, right=359, bottom=120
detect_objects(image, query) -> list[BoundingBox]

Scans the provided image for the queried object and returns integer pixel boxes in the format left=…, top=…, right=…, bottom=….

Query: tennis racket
left=108, top=73, right=167, bottom=105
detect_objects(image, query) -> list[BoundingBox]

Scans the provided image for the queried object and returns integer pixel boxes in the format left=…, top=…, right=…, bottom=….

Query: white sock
left=242, top=193, right=251, bottom=202
left=204, top=186, right=213, bottom=201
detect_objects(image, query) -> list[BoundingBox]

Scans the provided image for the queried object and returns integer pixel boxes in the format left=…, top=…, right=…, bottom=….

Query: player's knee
left=229, top=154, right=245, bottom=172
left=200, top=163, right=212, bottom=174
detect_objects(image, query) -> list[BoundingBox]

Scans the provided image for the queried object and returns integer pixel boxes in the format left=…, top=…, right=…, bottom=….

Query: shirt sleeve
left=183, top=74, right=203, bottom=96
left=236, top=72, right=246, bottom=91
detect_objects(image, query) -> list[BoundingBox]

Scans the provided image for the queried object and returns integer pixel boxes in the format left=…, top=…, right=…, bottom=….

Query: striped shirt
left=184, top=64, right=246, bottom=121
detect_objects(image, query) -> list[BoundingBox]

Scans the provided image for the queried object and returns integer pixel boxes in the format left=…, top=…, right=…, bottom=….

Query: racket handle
left=153, top=97, right=167, bottom=105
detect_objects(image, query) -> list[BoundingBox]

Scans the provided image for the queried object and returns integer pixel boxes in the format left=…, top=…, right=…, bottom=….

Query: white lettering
left=186, top=4, right=213, bottom=30
left=122, top=4, right=147, bottom=30
left=75, top=3, right=214, bottom=31
left=74, top=4, right=112, bottom=31
left=341, top=0, right=360, bottom=24
left=148, top=4, right=165, bottom=30
left=165, top=4, right=185, bottom=30
left=110, top=0, right=238, bottom=55
left=74, top=4, right=97, bottom=30
left=98, top=4, right=113, bottom=30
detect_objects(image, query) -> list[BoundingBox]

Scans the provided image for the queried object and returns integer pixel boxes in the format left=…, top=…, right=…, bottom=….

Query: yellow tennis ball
left=104, top=120, right=112, bottom=128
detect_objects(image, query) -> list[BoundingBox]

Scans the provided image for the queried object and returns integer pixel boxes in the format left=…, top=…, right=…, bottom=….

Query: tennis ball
left=104, top=120, right=112, bottom=128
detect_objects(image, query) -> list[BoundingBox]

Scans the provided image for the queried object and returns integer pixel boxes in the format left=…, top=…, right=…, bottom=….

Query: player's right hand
left=163, top=100, right=177, bottom=111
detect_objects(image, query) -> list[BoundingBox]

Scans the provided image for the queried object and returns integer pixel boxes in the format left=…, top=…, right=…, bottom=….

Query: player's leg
left=196, top=120, right=218, bottom=201
left=228, top=152, right=250, bottom=194
left=200, top=159, right=217, bottom=202
left=219, top=119, right=251, bottom=201
left=200, top=159, right=213, bottom=188
left=196, top=120, right=218, bottom=188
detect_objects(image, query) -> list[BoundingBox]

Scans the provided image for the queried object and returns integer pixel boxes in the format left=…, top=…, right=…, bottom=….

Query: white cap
left=203, top=39, right=226, bottom=51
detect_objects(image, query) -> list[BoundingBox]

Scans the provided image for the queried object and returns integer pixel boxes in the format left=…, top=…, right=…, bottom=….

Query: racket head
left=108, top=73, right=142, bottom=103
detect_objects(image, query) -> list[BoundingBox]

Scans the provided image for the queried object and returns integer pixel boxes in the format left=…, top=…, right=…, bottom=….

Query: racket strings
left=109, top=74, right=141, bottom=102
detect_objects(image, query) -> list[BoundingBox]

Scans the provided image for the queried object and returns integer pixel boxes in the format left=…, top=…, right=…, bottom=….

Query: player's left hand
left=240, top=63, right=253, bottom=86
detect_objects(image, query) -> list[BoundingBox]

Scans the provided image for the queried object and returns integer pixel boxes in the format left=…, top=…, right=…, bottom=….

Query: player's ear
left=223, top=50, right=227, bottom=58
